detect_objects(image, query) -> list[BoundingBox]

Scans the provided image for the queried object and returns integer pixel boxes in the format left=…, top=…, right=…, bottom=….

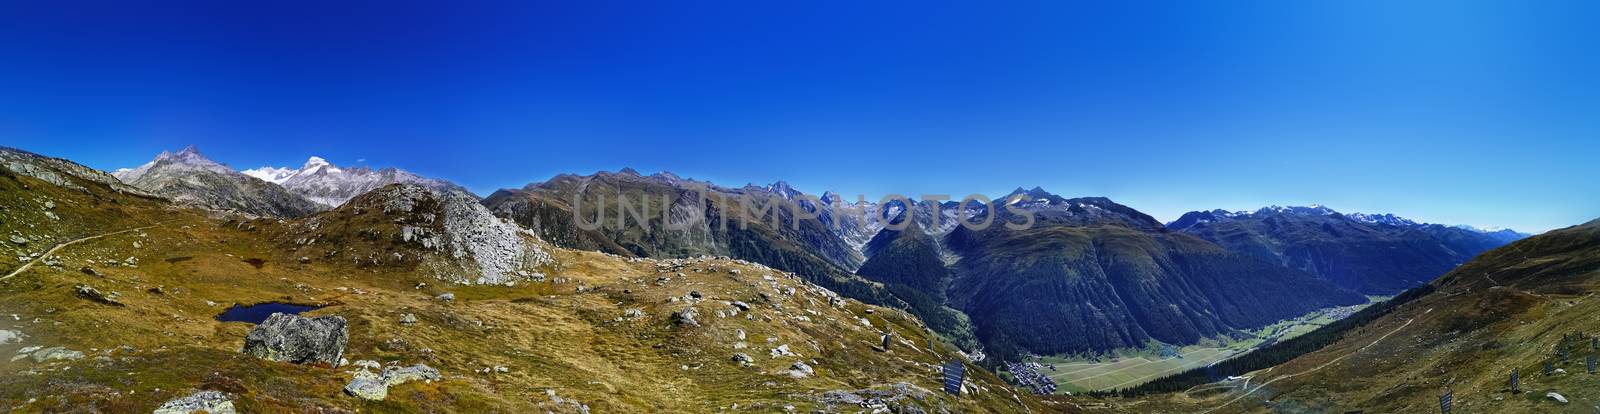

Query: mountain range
left=1169, top=205, right=1529, bottom=294
left=104, top=147, right=1529, bottom=361
left=1, top=144, right=1583, bottom=412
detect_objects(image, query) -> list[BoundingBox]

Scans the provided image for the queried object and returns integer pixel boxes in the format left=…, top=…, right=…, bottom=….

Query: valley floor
left=1034, top=299, right=1381, bottom=393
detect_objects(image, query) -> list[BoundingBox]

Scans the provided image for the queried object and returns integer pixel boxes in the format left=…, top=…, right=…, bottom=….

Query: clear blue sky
left=2, top=1, right=1595, bottom=232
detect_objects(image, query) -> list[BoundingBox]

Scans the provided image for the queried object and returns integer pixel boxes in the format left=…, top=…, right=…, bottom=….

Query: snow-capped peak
left=302, top=156, right=340, bottom=173
left=1346, top=212, right=1420, bottom=227
left=243, top=156, right=341, bottom=184
left=242, top=166, right=296, bottom=184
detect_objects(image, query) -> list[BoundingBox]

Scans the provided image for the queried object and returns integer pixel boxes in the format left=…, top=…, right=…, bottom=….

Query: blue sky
left=1, top=1, right=1595, bottom=232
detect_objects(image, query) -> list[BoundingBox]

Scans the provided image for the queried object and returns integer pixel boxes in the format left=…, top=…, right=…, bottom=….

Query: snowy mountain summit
left=244, top=156, right=469, bottom=208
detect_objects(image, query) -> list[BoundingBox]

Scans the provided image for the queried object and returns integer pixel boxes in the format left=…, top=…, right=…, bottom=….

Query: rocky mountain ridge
left=111, top=146, right=324, bottom=218
left=1168, top=204, right=1527, bottom=294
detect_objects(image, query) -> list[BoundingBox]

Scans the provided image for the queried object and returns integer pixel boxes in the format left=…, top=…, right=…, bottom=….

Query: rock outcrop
left=344, top=363, right=442, bottom=401
left=288, top=184, right=552, bottom=285
left=153, top=390, right=237, bottom=414
left=241, top=313, right=348, bottom=367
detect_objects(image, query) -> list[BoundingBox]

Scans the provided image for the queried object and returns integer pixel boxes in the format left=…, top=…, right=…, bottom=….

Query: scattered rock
left=689, top=291, right=703, bottom=299
left=344, top=363, right=442, bottom=401
left=732, top=353, right=754, bottom=366
left=672, top=308, right=700, bottom=327
left=74, top=284, right=122, bottom=306
left=731, top=301, right=750, bottom=311
left=1548, top=392, right=1568, bottom=403
left=153, top=390, right=236, bottom=414
left=787, top=361, right=814, bottom=378
left=29, top=346, right=84, bottom=363
left=770, top=344, right=797, bottom=358
left=400, top=313, right=418, bottom=325
left=0, top=329, right=22, bottom=345
left=8, top=235, right=26, bottom=245
left=241, top=313, right=348, bottom=367
left=436, top=292, right=455, bottom=302
left=344, top=370, right=388, bottom=401
left=383, top=364, right=443, bottom=386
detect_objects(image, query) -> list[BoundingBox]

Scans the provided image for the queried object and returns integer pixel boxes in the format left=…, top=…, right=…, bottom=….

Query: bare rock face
left=153, top=390, right=237, bottom=414
left=241, top=313, right=347, bottom=367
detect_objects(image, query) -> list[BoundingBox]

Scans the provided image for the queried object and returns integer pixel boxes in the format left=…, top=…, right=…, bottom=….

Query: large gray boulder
left=241, top=313, right=347, bottom=367
left=153, top=390, right=236, bottom=414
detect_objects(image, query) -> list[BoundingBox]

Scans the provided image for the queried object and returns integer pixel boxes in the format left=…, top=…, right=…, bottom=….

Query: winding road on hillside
left=0, top=221, right=172, bottom=282
left=1198, top=308, right=1432, bottom=414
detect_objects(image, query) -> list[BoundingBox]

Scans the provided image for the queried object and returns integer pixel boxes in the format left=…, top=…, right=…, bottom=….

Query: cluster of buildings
left=1005, top=361, right=1058, bottom=395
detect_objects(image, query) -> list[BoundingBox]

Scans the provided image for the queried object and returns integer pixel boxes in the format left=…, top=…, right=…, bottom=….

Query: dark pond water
left=215, top=302, right=323, bottom=324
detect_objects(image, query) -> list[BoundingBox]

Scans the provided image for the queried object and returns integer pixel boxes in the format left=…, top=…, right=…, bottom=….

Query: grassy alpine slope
left=0, top=148, right=1062, bottom=413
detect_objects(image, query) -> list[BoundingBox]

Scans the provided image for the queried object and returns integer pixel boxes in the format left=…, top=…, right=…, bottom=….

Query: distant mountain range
left=243, top=156, right=468, bottom=208
left=112, top=147, right=468, bottom=216
left=112, top=146, right=324, bottom=217
left=1168, top=205, right=1528, bottom=294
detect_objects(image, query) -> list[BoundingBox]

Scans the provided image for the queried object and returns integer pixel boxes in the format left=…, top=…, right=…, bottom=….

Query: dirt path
left=1198, top=308, right=1431, bottom=414
left=0, top=221, right=171, bottom=282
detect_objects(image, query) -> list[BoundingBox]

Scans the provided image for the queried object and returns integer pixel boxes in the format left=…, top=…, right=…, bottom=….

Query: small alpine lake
left=215, top=302, right=325, bottom=324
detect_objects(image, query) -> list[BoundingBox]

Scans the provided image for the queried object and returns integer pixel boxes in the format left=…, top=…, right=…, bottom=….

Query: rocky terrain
left=112, top=146, right=324, bottom=218
left=0, top=147, right=1065, bottom=413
